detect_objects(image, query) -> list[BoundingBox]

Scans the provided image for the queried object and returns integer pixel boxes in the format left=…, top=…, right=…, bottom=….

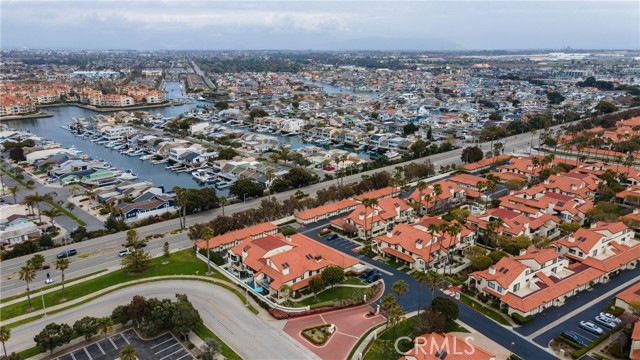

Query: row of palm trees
left=18, top=255, right=70, bottom=310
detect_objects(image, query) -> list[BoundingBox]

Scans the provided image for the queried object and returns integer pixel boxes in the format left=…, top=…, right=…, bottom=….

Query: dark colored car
left=326, top=234, right=339, bottom=241
left=359, top=269, right=374, bottom=279
left=365, top=271, right=381, bottom=283
left=57, top=249, right=78, bottom=259
left=561, top=331, right=587, bottom=347
left=135, top=242, right=147, bottom=248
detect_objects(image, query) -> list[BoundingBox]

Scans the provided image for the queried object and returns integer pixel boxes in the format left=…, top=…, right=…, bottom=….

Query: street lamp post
left=510, top=341, right=515, bottom=357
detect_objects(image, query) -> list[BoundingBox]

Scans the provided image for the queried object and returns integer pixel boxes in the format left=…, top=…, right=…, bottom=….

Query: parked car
left=118, top=248, right=131, bottom=257
left=134, top=242, right=147, bottom=248
left=326, top=234, right=339, bottom=241
left=359, top=269, right=374, bottom=279
left=594, top=315, right=617, bottom=329
left=580, top=321, right=604, bottom=335
left=365, top=271, right=381, bottom=283
left=599, top=312, right=622, bottom=324
left=561, top=331, right=587, bottom=347
left=57, top=249, right=77, bottom=259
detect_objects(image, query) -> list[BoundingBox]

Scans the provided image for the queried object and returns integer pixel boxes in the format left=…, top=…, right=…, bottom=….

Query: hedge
left=555, top=336, right=583, bottom=350
left=608, top=305, right=625, bottom=317
left=511, top=313, right=534, bottom=325
left=571, top=332, right=612, bottom=358
left=301, top=324, right=332, bottom=345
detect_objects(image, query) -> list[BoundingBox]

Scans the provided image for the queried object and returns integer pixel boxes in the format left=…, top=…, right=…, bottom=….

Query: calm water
left=4, top=82, right=219, bottom=191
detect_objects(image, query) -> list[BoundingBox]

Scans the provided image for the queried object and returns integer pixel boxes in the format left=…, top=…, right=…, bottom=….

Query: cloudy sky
left=2, top=0, right=638, bottom=50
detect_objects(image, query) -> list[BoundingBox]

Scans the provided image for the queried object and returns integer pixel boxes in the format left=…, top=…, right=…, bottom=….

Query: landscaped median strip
left=459, top=294, right=512, bottom=326
left=3, top=275, right=259, bottom=329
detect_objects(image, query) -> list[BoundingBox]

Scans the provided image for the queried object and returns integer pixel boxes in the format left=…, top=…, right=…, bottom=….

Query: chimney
left=242, top=245, right=250, bottom=260
left=395, top=203, right=400, bottom=214
left=285, top=236, right=292, bottom=243
left=282, top=263, right=290, bottom=275
left=544, top=179, right=550, bottom=185
left=359, top=212, right=365, bottom=221
left=387, top=230, right=393, bottom=238
left=519, top=248, right=527, bottom=256
left=547, top=203, right=555, bottom=215
left=571, top=184, right=578, bottom=191
left=527, top=165, right=533, bottom=171
left=590, top=222, right=597, bottom=229
left=568, top=235, right=575, bottom=243
left=416, top=239, right=423, bottom=249
left=488, top=265, right=496, bottom=275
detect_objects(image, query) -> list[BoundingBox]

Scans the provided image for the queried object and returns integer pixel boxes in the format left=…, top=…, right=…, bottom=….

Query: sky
left=2, top=0, right=639, bottom=51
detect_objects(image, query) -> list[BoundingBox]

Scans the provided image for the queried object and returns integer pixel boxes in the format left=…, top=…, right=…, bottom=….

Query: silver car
left=580, top=321, right=604, bottom=335
left=599, top=312, right=622, bottom=324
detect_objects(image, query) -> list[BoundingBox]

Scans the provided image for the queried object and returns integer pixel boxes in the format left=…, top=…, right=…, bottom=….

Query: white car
left=580, top=321, right=604, bottom=335
left=599, top=312, right=622, bottom=324
left=118, top=248, right=131, bottom=257
left=594, top=315, right=617, bottom=329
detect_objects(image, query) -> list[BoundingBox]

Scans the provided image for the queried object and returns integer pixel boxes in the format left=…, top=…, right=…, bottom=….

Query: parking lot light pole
left=510, top=342, right=515, bottom=356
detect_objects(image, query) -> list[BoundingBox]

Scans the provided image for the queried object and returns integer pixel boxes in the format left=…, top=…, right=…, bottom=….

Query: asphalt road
left=0, top=131, right=535, bottom=297
left=5, top=280, right=319, bottom=360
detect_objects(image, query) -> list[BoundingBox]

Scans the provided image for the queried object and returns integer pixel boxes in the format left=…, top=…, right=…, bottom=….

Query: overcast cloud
left=2, top=1, right=638, bottom=50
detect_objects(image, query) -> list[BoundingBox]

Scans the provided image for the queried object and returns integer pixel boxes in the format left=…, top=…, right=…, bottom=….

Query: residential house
left=615, top=282, right=640, bottom=313
left=631, top=321, right=640, bottom=360
left=331, top=197, right=414, bottom=239
left=195, top=222, right=279, bottom=252
left=226, top=233, right=359, bottom=301
left=294, top=199, right=358, bottom=225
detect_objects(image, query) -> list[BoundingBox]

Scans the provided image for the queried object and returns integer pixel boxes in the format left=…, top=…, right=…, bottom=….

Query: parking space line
left=70, top=352, right=76, bottom=360
left=573, top=332, right=592, bottom=344
left=150, top=338, right=174, bottom=349
left=83, top=347, right=92, bottom=360
left=155, top=342, right=179, bottom=354
left=108, top=337, right=118, bottom=349
left=120, top=333, right=130, bottom=345
left=175, top=353, right=192, bottom=360
left=159, top=349, right=185, bottom=360
left=96, top=342, right=105, bottom=355
left=576, top=328, right=598, bottom=340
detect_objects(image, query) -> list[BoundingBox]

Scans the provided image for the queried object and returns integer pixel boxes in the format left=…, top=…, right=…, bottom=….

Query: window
left=551, top=267, right=557, bottom=273
left=488, top=282, right=495, bottom=289
left=569, top=249, right=576, bottom=255
left=513, top=283, right=520, bottom=292
left=592, top=249, right=597, bottom=256
left=497, top=286, right=503, bottom=292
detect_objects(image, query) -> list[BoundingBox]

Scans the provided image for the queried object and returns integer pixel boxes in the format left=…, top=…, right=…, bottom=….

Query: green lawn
left=0, top=166, right=33, bottom=190
left=45, top=200, right=87, bottom=226
left=381, top=259, right=405, bottom=269
left=364, top=318, right=415, bottom=360
left=194, top=324, right=242, bottom=360
left=2, top=250, right=210, bottom=322
left=459, top=294, right=511, bottom=326
left=296, top=286, right=365, bottom=306
left=342, top=277, right=365, bottom=285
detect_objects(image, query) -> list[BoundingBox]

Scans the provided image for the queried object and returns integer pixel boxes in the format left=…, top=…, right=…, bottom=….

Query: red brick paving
left=283, top=304, right=385, bottom=360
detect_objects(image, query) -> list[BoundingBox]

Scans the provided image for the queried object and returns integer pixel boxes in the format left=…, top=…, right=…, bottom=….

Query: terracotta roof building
left=195, top=222, right=279, bottom=252
left=400, top=333, right=496, bottom=360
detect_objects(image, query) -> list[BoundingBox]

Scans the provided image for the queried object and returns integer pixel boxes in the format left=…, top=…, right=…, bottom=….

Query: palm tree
left=338, top=155, right=348, bottom=185
left=444, top=222, right=462, bottom=275
left=381, top=294, right=397, bottom=329
left=7, top=186, right=19, bottom=203
left=218, top=196, right=228, bottom=216
left=416, top=181, right=427, bottom=216
left=119, top=344, right=137, bottom=360
left=22, top=192, right=52, bottom=223
left=0, top=326, right=10, bottom=357
left=388, top=304, right=405, bottom=339
left=361, top=198, right=378, bottom=243
left=96, top=317, right=113, bottom=339
left=18, top=264, right=36, bottom=309
left=68, top=184, right=82, bottom=197
left=200, top=226, right=214, bottom=274
left=414, top=271, right=429, bottom=315
left=529, top=129, right=537, bottom=154
left=55, top=258, right=70, bottom=300
left=432, top=184, right=442, bottom=212
left=392, top=280, right=409, bottom=301
left=427, top=271, right=444, bottom=303
left=265, top=169, right=276, bottom=193
left=41, top=208, right=63, bottom=225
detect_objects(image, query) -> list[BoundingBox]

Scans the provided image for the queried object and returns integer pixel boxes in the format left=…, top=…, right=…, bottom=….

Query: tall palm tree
left=7, top=186, right=19, bottom=204
left=41, top=208, right=63, bottom=225
left=432, top=184, right=442, bottom=212
left=218, top=196, right=228, bottom=216
left=96, top=317, right=113, bottom=339
left=0, top=326, right=10, bottom=357
left=361, top=198, right=378, bottom=243
left=55, top=258, right=70, bottom=300
left=388, top=304, right=406, bottom=339
left=18, top=264, right=36, bottom=309
left=265, top=169, right=276, bottom=193
left=444, top=222, right=462, bottom=275
left=416, top=181, right=427, bottom=216
left=200, top=226, right=214, bottom=274
left=392, top=280, right=409, bottom=301
left=427, top=271, right=444, bottom=303
left=414, top=271, right=429, bottom=315
left=119, top=344, right=137, bottom=360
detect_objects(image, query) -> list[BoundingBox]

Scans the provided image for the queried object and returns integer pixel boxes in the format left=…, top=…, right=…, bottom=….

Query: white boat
left=192, top=169, right=216, bottom=183
left=140, top=154, right=156, bottom=161
left=118, top=170, right=138, bottom=181
left=215, top=180, right=234, bottom=189
left=385, top=150, right=401, bottom=159
left=129, top=150, right=146, bottom=157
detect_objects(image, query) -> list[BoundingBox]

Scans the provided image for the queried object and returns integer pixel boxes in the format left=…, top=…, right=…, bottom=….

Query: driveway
left=283, top=304, right=384, bottom=360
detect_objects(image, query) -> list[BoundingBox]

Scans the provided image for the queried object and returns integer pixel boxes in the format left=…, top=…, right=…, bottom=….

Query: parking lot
left=56, top=329, right=193, bottom=360
left=557, top=314, right=618, bottom=350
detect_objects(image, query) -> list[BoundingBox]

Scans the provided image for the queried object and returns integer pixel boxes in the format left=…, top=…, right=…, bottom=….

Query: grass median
left=1, top=270, right=107, bottom=304
left=459, top=294, right=511, bottom=326
left=2, top=250, right=210, bottom=322
left=0, top=166, right=33, bottom=190
left=45, top=200, right=87, bottom=226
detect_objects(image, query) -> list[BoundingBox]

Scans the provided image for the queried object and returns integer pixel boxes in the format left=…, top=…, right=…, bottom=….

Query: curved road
left=5, top=280, right=319, bottom=360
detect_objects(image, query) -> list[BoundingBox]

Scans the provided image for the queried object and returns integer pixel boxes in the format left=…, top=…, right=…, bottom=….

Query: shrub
left=608, top=305, right=625, bottom=317
left=511, top=313, right=534, bottom=324
left=571, top=332, right=611, bottom=358
left=555, top=336, right=583, bottom=350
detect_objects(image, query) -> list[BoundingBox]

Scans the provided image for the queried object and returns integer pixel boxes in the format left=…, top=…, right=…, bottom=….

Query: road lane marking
left=159, top=348, right=184, bottom=360
left=96, top=342, right=105, bottom=355
left=150, top=338, right=173, bottom=349
left=155, top=342, right=179, bottom=354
